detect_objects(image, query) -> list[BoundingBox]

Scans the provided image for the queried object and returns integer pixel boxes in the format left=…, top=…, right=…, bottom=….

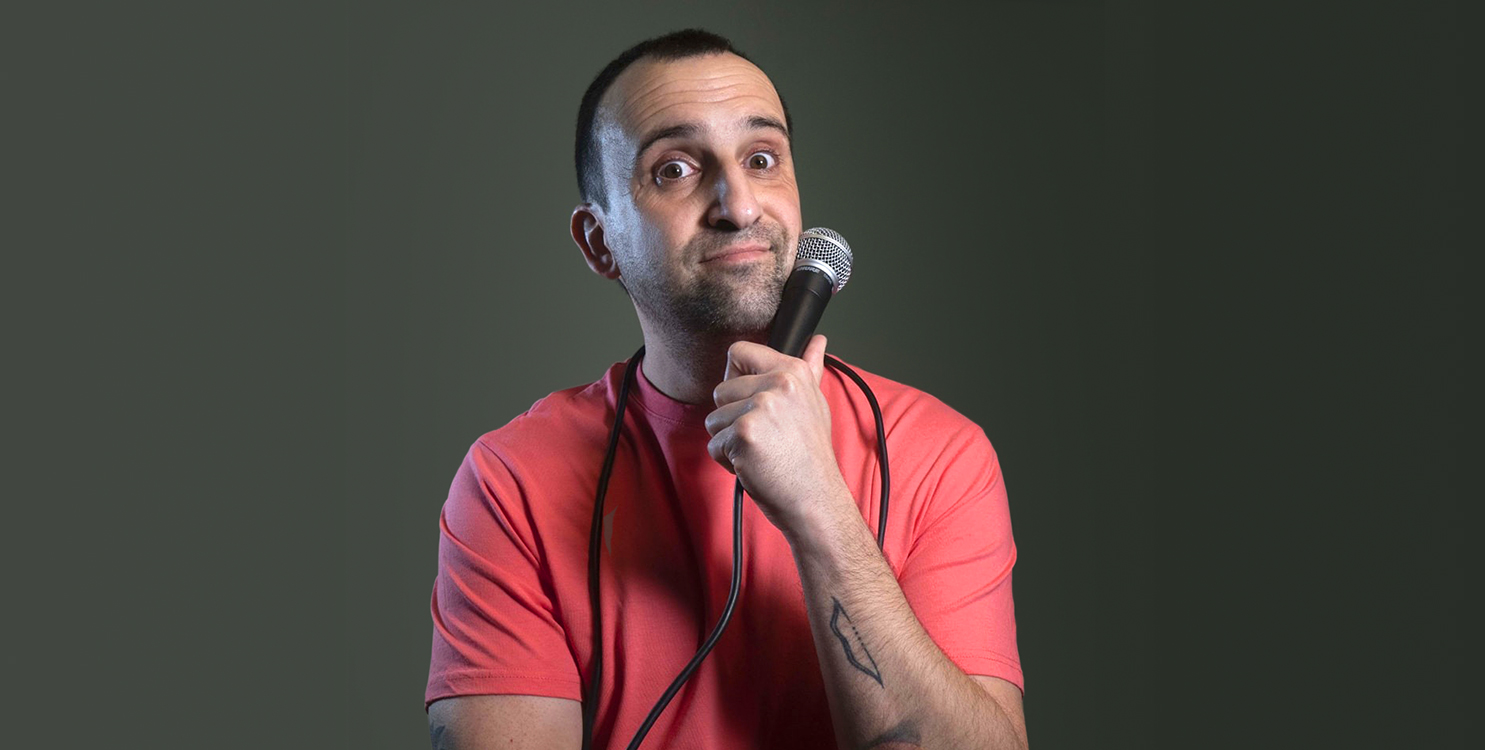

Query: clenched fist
left=705, top=335, right=854, bottom=539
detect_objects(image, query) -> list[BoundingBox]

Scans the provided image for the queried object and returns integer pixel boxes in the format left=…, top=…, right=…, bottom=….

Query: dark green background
left=10, top=1, right=1463, bottom=748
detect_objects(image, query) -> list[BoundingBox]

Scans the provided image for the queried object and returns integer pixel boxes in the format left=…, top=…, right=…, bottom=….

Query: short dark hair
left=574, top=29, right=793, bottom=209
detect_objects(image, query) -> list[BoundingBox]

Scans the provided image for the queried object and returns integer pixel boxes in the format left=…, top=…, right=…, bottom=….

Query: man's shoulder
left=828, top=359, right=986, bottom=440
left=470, top=364, right=623, bottom=464
left=831, top=360, right=1005, bottom=503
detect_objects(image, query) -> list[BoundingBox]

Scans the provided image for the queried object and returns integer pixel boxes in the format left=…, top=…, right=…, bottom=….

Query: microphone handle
left=766, top=268, right=835, bottom=357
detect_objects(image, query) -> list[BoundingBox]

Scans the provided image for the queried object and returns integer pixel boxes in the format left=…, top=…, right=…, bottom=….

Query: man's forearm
left=787, top=490, right=1026, bottom=750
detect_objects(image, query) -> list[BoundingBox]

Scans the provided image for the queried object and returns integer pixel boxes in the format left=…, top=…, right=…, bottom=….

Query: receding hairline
left=592, top=51, right=786, bottom=144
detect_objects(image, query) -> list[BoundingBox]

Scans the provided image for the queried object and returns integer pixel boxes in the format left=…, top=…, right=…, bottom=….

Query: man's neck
left=638, top=326, right=766, bottom=406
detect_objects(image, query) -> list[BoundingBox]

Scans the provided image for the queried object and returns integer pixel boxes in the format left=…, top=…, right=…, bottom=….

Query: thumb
left=801, top=334, right=828, bottom=384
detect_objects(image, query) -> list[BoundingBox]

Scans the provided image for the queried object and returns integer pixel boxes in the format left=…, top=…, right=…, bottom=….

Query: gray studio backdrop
left=7, top=1, right=1458, bottom=748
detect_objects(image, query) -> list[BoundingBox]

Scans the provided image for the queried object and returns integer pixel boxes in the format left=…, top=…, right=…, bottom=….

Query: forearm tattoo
left=829, top=596, right=883, bottom=687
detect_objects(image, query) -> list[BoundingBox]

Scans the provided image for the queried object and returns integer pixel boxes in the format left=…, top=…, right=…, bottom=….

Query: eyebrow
left=632, top=115, right=793, bottom=165
left=745, top=115, right=791, bottom=142
left=634, top=123, right=700, bottom=163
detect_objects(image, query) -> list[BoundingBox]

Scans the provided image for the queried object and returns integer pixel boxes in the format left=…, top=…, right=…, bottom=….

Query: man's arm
left=707, top=337, right=1026, bottom=750
left=427, top=695, right=580, bottom=750
left=788, top=495, right=1027, bottom=750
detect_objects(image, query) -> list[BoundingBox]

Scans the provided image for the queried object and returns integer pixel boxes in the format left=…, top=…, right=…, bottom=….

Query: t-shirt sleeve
left=425, top=440, right=583, bottom=710
left=896, top=424, right=1023, bottom=693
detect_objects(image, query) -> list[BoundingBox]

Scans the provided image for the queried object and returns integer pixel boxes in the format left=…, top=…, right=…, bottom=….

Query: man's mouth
left=700, top=243, right=772, bottom=264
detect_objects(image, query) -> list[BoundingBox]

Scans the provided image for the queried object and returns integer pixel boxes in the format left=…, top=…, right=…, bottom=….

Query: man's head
left=574, top=30, right=794, bottom=211
left=570, top=30, right=803, bottom=342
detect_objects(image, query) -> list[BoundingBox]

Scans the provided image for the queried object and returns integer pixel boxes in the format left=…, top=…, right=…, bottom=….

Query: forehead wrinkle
left=619, top=81, right=781, bottom=135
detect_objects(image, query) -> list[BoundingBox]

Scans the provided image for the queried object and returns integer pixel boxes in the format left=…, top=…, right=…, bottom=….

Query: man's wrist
left=781, top=481, right=866, bottom=559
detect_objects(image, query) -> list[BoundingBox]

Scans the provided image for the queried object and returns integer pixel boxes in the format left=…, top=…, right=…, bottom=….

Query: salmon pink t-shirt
left=425, top=357, right=1021, bottom=748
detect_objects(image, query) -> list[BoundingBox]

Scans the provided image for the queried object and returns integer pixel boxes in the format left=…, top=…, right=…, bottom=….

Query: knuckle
left=777, top=372, right=798, bottom=395
left=733, top=416, right=754, bottom=442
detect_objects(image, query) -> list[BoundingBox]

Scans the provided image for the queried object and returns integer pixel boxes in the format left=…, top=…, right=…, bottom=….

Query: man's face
left=588, top=52, right=802, bottom=339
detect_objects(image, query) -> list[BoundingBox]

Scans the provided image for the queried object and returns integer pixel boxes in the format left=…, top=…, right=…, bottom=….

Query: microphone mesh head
left=796, top=227, right=853, bottom=293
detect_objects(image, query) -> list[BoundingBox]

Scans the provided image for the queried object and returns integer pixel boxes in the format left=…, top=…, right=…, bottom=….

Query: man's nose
left=705, top=163, right=760, bottom=231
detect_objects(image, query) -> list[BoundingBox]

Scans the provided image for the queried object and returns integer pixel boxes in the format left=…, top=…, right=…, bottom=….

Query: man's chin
left=677, top=298, right=778, bottom=340
left=653, top=272, right=785, bottom=339
left=728, top=288, right=785, bottom=331
left=704, top=308, right=777, bottom=339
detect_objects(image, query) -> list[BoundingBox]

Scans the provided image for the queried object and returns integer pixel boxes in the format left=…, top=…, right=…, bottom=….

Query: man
left=426, top=30, right=1026, bottom=749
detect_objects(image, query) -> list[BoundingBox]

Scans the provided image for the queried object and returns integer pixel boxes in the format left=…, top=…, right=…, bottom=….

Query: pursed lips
left=700, top=243, right=772, bottom=264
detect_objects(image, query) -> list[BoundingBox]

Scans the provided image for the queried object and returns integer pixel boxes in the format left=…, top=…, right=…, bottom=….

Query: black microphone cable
left=584, top=347, right=889, bottom=750
left=825, top=354, right=891, bottom=546
left=581, top=347, right=643, bottom=750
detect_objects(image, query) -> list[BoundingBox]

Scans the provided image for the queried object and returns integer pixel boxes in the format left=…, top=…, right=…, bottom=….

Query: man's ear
left=571, top=203, right=622, bottom=280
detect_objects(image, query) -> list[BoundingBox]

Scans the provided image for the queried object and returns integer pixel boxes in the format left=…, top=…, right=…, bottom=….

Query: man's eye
left=657, top=161, right=695, bottom=181
left=747, top=152, right=778, bottom=169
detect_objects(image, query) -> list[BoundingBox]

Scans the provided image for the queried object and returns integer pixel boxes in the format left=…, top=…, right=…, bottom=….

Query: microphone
left=766, top=228, right=854, bottom=357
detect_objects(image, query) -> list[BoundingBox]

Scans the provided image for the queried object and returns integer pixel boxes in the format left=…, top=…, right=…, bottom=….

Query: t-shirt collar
left=629, top=356, right=712, bottom=427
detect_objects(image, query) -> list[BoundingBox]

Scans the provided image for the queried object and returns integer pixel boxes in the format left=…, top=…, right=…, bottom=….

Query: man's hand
left=705, top=335, right=852, bottom=538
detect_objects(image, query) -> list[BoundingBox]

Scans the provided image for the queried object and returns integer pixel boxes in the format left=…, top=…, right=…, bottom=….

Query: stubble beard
left=672, top=251, right=787, bottom=338
left=632, top=225, right=792, bottom=343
